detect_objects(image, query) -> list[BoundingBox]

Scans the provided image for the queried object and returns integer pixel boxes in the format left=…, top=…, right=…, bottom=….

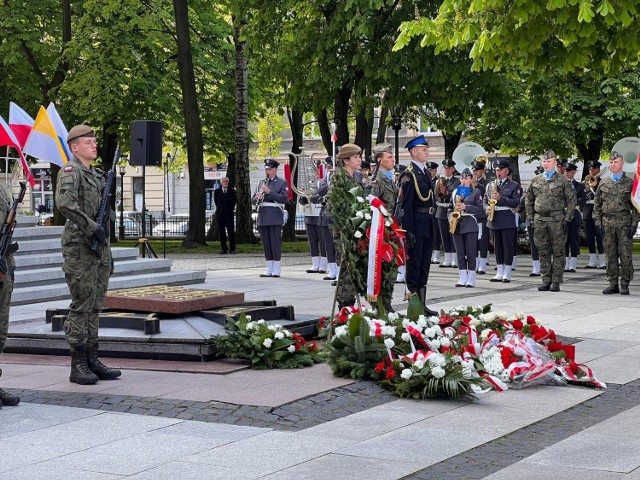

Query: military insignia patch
left=63, top=166, right=73, bottom=172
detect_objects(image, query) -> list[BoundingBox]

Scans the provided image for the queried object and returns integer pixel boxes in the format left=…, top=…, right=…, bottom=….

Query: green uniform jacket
left=525, top=172, right=576, bottom=223
left=594, top=175, right=640, bottom=228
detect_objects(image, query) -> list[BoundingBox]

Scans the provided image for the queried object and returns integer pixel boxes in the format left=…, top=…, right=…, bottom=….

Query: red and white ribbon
left=366, top=196, right=385, bottom=301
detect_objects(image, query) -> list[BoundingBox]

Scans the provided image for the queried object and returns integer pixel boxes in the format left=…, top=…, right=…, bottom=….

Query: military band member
left=525, top=150, right=576, bottom=292
left=55, top=124, right=121, bottom=385
left=485, top=159, right=522, bottom=283
left=252, top=159, right=289, bottom=278
left=427, top=161, right=442, bottom=265
left=0, top=181, right=20, bottom=406
left=594, top=151, right=640, bottom=295
left=583, top=160, right=606, bottom=269
left=450, top=169, right=484, bottom=287
left=399, top=135, right=437, bottom=316
left=563, top=163, right=586, bottom=272
left=556, top=157, right=568, bottom=175
left=370, top=142, right=399, bottom=312
left=471, top=157, right=489, bottom=274
left=299, top=188, right=326, bottom=274
left=435, top=158, right=460, bottom=267
left=313, top=158, right=337, bottom=280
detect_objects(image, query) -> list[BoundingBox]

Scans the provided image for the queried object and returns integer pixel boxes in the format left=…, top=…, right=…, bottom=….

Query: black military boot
left=0, top=388, right=20, bottom=406
left=69, top=346, right=99, bottom=385
left=417, top=287, right=438, bottom=317
left=538, top=283, right=551, bottom=291
left=86, top=344, right=121, bottom=380
left=602, top=284, right=619, bottom=295
left=549, top=283, right=560, bottom=292
left=620, top=284, right=630, bottom=295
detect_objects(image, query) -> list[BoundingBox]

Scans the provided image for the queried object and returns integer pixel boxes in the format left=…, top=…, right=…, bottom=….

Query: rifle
left=0, top=182, right=27, bottom=286
left=91, top=147, right=120, bottom=259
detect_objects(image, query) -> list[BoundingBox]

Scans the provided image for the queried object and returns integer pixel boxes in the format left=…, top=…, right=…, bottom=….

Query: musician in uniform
left=369, top=142, right=399, bottom=311
left=563, top=163, right=586, bottom=272
left=471, top=156, right=489, bottom=274
left=325, top=144, right=364, bottom=308
left=252, top=159, right=289, bottom=278
left=524, top=150, right=576, bottom=292
left=582, top=160, right=606, bottom=269
left=0, top=181, right=20, bottom=407
left=594, top=151, right=640, bottom=295
left=399, top=135, right=437, bottom=316
left=55, top=124, right=121, bottom=385
left=450, top=169, right=485, bottom=288
left=435, top=158, right=460, bottom=268
left=313, top=157, right=338, bottom=281
left=427, top=161, right=442, bottom=265
left=484, top=158, right=522, bottom=283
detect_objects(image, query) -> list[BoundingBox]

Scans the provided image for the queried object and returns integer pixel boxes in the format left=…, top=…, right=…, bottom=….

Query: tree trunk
left=173, top=0, right=206, bottom=247
left=442, top=130, right=462, bottom=161
left=317, top=109, right=332, bottom=155
left=509, top=155, right=521, bottom=183
left=376, top=106, right=388, bottom=144
left=354, top=106, right=370, bottom=157
left=232, top=15, right=256, bottom=244
left=576, top=128, right=604, bottom=180
left=334, top=86, right=351, bottom=145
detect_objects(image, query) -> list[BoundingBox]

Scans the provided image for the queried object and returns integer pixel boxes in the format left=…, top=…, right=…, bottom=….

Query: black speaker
left=130, top=120, right=163, bottom=166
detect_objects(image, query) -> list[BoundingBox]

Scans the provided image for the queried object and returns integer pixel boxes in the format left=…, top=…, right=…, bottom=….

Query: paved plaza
left=1, top=251, right=640, bottom=479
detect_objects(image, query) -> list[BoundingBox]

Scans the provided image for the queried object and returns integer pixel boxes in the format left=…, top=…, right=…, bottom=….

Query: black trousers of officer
left=306, top=223, right=326, bottom=257
left=478, top=220, right=489, bottom=258
left=218, top=216, right=236, bottom=252
left=493, top=227, right=516, bottom=265
left=437, top=218, right=455, bottom=253
left=529, top=225, right=539, bottom=261
left=259, top=225, right=282, bottom=261
left=454, top=232, right=478, bottom=271
left=406, top=236, right=434, bottom=293
left=319, top=225, right=336, bottom=263
left=584, top=219, right=604, bottom=254
left=564, top=224, right=580, bottom=257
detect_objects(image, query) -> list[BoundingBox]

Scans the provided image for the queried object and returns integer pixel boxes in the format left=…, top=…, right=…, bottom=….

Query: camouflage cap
left=67, top=124, right=95, bottom=143
left=610, top=150, right=623, bottom=161
left=372, top=142, right=394, bottom=154
left=543, top=149, right=556, bottom=160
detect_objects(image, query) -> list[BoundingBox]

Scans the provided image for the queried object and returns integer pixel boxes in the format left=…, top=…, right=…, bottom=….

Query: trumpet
left=585, top=166, right=610, bottom=189
left=449, top=195, right=463, bottom=234
left=254, top=176, right=270, bottom=208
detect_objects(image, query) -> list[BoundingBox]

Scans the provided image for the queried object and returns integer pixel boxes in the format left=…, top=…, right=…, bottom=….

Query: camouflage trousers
left=334, top=235, right=356, bottom=307
left=0, top=256, right=15, bottom=351
left=603, top=225, right=634, bottom=286
left=62, top=244, right=111, bottom=349
left=534, top=220, right=567, bottom=284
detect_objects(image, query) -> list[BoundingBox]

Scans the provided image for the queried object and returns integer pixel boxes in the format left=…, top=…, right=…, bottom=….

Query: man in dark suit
left=213, top=177, right=237, bottom=254
left=399, top=135, right=438, bottom=316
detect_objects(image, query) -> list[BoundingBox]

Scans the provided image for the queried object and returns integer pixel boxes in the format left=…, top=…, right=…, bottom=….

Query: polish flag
left=632, top=150, right=640, bottom=213
left=8, top=102, right=34, bottom=148
left=0, top=116, right=36, bottom=187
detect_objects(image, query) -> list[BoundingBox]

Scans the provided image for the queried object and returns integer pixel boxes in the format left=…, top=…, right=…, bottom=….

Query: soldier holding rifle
left=55, top=125, right=121, bottom=385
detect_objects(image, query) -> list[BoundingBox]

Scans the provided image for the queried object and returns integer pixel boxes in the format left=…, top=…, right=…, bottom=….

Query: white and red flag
left=632, top=150, right=640, bottom=214
left=0, top=116, right=36, bottom=187
left=8, top=102, right=34, bottom=148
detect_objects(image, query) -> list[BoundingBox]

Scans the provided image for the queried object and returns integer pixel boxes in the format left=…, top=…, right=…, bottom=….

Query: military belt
left=261, top=202, right=284, bottom=208
left=436, top=202, right=449, bottom=207
left=603, top=212, right=629, bottom=217
left=586, top=200, right=595, bottom=205
left=415, top=207, right=435, bottom=214
left=536, top=210, right=564, bottom=216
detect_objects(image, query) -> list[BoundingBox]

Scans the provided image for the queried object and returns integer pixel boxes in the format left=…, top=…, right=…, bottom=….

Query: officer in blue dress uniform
left=252, top=159, right=289, bottom=277
left=399, top=135, right=438, bottom=316
left=484, top=158, right=523, bottom=283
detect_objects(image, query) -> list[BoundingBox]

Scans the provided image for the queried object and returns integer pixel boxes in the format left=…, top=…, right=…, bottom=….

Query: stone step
left=12, top=237, right=66, bottom=255
left=14, top=247, right=141, bottom=270
left=14, top=225, right=65, bottom=241
left=11, top=269, right=207, bottom=306
left=14, top=258, right=174, bottom=287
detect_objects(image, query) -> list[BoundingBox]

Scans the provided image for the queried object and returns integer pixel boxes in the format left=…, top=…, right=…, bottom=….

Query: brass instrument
left=254, top=176, right=270, bottom=210
left=449, top=195, right=462, bottom=234
left=486, top=178, right=499, bottom=221
left=585, top=166, right=610, bottom=189
left=289, top=149, right=320, bottom=204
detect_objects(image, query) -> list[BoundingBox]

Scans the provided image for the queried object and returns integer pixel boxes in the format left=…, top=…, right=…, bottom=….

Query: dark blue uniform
left=400, top=162, right=436, bottom=294
left=564, top=179, right=586, bottom=270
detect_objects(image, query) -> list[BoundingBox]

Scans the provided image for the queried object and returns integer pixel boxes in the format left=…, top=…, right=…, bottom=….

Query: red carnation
left=526, top=315, right=536, bottom=325
left=569, top=362, right=580, bottom=374
left=375, top=361, right=385, bottom=373
left=547, top=341, right=564, bottom=352
left=310, top=340, right=317, bottom=351
left=385, top=366, right=396, bottom=380
left=511, top=319, right=524, bottom=330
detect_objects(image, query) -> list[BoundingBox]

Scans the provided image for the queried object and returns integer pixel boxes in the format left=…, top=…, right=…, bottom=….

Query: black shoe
left=465, top=284, right=474, bottom=288
left=323, top=275, right=336, bottom=281
left=602, top=285, right=619, bottom=294
left=86, top=345, right=121, bottom=380
left=230, top=250, right=236, bottom=254
left=477, top=270, right=486, bottom=275
left=538, top=283, right=551, bottom=291
left=0, top=388, right=20, bottom=406
left=259, top=273, right=272, bottom=278
left=550, top=283, right=560, bottom=292
left=585, top=265, right=597, bottom=269
left=220, top=250, right=228, bottom=254
left=439, top=264, right=451, bottom=268
left=271, top=274, right=280, bottom=278
left=306, top=269, right=319, bottom=273
left=529, top=272, right=540, bottom=277
left=502, top=279, right=511, bottom=283
left=431, top=260, right=440, bottom=264
left=424, top=307, right=438, bottom=317
left=620, top=284, right=630, bottom=295
left=318, top=270, right=326, bottom=274
left=490, top=277, right=502, bottom=282
left=331, top=281, right=337, bottom=287
left=455, top=283, right=465, bottom=287
left=564, top=268, right=570, bottom=272
left=568, top=269, right=576, bottom=273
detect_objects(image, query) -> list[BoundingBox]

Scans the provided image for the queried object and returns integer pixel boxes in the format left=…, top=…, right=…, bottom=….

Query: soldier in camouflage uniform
left=0, top=182, right=20, bottom=407
left=324, top=143, right=364, bottom=309
left=594, top=151, right=640, bottom=295
left=369, top=142, right=399, bottom=312
left=55, top=125, right=121, bottom=385
left=525, top=150, right=576, bottom=292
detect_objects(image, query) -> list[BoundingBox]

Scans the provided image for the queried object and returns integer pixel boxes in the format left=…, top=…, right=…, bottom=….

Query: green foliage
left=250, top=109, right=288, bottom=159
left=214, top=314, right=324, bottom=370
left=326, top=313, right=388, bottom=379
